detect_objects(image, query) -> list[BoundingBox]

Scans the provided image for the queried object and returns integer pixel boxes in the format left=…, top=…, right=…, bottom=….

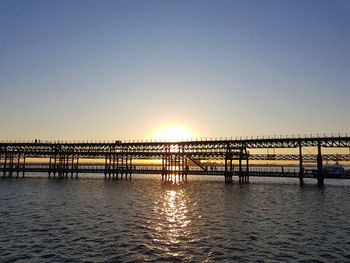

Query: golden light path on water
left=150, top=184, right=195, bottom=258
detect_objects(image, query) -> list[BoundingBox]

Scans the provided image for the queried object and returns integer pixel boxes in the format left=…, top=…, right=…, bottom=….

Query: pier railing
left=0, top=132, right=349, bottom=144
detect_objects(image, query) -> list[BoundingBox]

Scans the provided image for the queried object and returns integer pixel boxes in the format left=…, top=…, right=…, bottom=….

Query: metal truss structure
left=1, top=135, right=349, bottom=186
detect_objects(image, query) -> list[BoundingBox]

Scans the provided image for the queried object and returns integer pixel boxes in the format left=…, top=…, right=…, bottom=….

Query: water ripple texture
left=0, top=176, right=349, bottom=262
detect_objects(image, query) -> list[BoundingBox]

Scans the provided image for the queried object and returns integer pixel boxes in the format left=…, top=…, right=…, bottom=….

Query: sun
left=155, top=125, right=194, bottom=142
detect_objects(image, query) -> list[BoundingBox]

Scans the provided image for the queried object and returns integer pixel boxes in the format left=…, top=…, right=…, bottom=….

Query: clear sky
left=0, top=0, right=349, bottom=140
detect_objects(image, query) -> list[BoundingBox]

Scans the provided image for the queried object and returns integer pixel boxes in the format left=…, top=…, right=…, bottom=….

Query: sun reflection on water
left=151, top=184, right=192, bottom=256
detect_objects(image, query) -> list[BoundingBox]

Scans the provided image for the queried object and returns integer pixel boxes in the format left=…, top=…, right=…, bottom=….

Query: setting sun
left=155, top=125, right=194, bottom=142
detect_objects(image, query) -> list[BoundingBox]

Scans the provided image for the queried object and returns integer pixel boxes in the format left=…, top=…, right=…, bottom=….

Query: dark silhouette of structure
left=1, top=134, right=349, bottom=186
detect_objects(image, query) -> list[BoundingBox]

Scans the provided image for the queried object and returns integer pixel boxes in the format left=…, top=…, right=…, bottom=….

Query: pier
left=1, top=134, right=349, bottom=186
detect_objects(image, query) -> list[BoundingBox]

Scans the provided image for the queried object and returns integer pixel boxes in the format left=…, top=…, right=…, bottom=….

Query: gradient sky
left=0, top=0, right=349, bottom=140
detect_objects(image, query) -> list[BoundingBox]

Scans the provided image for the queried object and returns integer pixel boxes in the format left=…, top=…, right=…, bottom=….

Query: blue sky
left=0, top=0, right=349, bottom=140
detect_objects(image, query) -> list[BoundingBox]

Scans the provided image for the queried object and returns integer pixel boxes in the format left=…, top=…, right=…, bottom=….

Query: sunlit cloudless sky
left=0, top=0, right=349, bottom=140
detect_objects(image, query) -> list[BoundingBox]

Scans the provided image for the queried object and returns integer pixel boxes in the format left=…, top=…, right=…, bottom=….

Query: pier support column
left=299, top=142, right=304, bottom=187
left=164, top=155, right=167, bottom=181
left=59, top=156, right=64, bottom=179
left=161, top=156, right=165, bottom=181
left=48, top=156, right=52, bottom=178
left=116, top=156, right=119, bottom=180
left=65, top=155, right=69, bottom=178
left=126, top=156, right=129, bottom=180
left=238, top=156, right=242, bottom=183
left=224, top=156, right=228, bottom=183
left=108, top=153, right=112, bottom=180
left=317, top=142, right=324, bottom=187
left=167, top=155, right=171, bottom=182
left=129, top=157, right=132, bottom=179
left=162, top=147, right=171, bottom=181
left=224, top=150, right=233, bottom=183
left=57, top=156, right=64, bottom=179
left=22, top=157, right=26, bottom=177
left=121, top=155, right=124, bottom=180
left=53, top=155, right=57, bottom=178
left=9, top=154, right=14, bottom=178
left=76, top=158, right=79, bottom=178
left=3, top=154, right=7, bottom=177
left=104, top=156, right=108, bottom=180
left=71, top=156, right=74, bottom=178
left=112, top=154, right=116, bottom=180
left=16, top=154, right=21, bottom=177
left=185, top=158, right=188, bottom=181
left=62, top=156, right=66, bottom=179
left=183, top=157, right=186, bottom=181
left=246, top=156, right=250, bottom=183
left=124, top=156, right=129, bottom=180
left=167, top=155, right=169, bottom=181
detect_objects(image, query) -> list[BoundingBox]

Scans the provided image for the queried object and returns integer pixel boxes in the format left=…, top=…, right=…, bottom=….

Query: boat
left=324, top=163, right=345, bottom=175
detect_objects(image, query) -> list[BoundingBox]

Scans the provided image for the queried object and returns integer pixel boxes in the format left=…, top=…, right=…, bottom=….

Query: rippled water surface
left=0, top=176, right=349, bottom=262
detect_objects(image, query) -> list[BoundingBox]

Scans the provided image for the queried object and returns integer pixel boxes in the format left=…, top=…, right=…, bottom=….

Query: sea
left=0, top=174, right=349, bottom=262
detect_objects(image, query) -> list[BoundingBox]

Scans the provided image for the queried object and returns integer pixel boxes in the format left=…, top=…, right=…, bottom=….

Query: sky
left=0, top=0, right=349, bottom=141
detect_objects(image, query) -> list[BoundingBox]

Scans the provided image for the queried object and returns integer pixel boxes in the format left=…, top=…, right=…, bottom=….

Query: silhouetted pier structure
left=1, top=134, right=349, bottom=186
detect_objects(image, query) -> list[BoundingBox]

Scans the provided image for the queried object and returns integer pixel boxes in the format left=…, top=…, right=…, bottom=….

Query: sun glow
left=155, top=125, right=194, bottom=142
